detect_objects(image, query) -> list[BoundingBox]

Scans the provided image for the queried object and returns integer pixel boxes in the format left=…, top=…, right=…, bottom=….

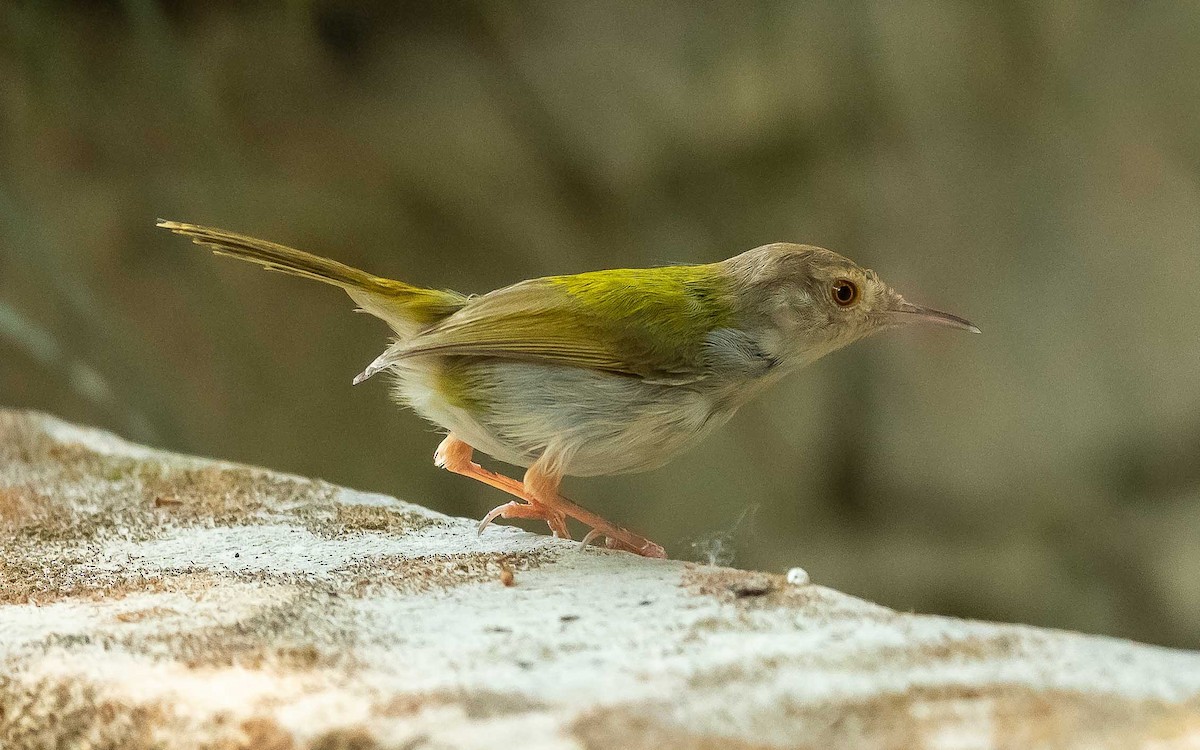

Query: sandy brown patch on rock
left=0, top=411, right=339, bottom=529
left=1, top=439, right=294, bottom=548
left=378, top=688, right=545, bottom=721
left=301, top=502, right=445, bottom=540
left=113, top=605, right=182, bottom=624
left=168, top=638, right=330, bottom=672
left=682, top=565, right=784, bottom=600
left=0, top=480, right=122, bottom=544
left=805, top=630, right=1036, bottom=678
left=0, top=484, right=41, bottom=527
left=138, top=465, right=337, bottom=526
left=680, top=564, right=866, bottom=615
left=235, top=717, right=297, bottom=750
left=573, top=688, right=1200, bottom=750
left=1, top=669, right=308, bottom=750
left=1, top=510, right=129, bottom=546
left=309, top=726, right=381, bottom=750
left=572, top=707, right=781, bottom=750
left=123, top=588, right=335, bottom=671
left=793, top=685, right=1200, bottom=750
left=905, top=631, right=1028, bottom=665
left=0, top=564, right=220, bottom=607
left=684, top=632, right=1031, bottom=694
left=0, top=471, right=172, bottom=548
left=201, top=642, right=326, bottom=672
left=0, top=673, right=161, bottom=750
left=341, top=550, right=557, bottom=597
left=4, top=429, right=150, bottom=488
left=0, top=411, right=60, bottom=465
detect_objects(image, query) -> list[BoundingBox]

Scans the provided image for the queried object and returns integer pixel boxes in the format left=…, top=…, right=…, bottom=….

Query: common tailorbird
left=160, top=220, right=978, bottom=558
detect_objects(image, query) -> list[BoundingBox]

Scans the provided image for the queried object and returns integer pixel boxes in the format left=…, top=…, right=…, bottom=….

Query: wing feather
left=384, top=267, right=736, bottom=383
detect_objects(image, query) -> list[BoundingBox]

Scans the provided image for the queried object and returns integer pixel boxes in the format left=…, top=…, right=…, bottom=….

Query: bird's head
left=722, top=243, right=979, bottom=368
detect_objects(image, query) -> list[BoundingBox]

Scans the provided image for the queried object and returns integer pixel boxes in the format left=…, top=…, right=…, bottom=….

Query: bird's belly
left=391, top=358, right=727, bottom=477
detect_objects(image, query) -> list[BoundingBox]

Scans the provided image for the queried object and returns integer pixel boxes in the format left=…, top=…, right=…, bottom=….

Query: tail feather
left=158, top=220, right=467, bottom=337
left=159, top=219, right=401, bottom=294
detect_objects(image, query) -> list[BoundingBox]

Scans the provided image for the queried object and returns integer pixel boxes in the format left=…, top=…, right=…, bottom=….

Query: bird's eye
left=832, top=279, right=859, bottom=307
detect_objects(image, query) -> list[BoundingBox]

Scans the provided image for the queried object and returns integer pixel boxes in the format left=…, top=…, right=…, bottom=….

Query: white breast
left=389, top=359, right=730, bottom=477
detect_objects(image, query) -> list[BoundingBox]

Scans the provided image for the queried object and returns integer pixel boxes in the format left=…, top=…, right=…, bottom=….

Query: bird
left=159, top=220, right=978, bottom=558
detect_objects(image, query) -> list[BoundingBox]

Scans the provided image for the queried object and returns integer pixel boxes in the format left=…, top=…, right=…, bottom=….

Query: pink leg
left=524, top=463, right=667, bottom=559
left=434, top=435, right=571, bottom=539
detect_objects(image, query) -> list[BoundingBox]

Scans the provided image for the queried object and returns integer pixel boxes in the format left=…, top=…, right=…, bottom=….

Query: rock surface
left=0, top=409, right=1198, bottom=750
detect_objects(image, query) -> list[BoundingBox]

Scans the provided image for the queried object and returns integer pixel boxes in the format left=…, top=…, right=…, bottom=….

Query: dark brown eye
left=832, top=279, right=859, bottom=307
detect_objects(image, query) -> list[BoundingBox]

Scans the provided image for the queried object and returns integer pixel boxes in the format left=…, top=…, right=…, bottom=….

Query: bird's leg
left=523, top=463, right=667, bottom=559
left=434, top=434, right=571, bottom=539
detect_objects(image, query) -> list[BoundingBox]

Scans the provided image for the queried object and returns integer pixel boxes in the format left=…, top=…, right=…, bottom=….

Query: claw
left=477, top=503, right=509, bottom=535
left=579, top=528, right=603, bottom=550
left=477, top=500, right=569, bottom=539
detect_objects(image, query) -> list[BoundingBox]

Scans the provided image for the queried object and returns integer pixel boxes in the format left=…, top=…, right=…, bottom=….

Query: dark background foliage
left=3, top=1, right=1199, bottom=648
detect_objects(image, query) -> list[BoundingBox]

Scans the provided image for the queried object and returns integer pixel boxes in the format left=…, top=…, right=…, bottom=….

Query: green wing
left=394, top=264, right=736, bottom=383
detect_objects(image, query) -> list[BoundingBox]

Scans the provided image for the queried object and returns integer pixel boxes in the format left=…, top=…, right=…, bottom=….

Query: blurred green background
left=2, top=1, right=1199, bottom=649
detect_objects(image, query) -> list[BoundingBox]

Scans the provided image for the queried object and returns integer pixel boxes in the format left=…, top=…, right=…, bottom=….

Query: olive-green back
left=398, top=264, right=736, bottom=383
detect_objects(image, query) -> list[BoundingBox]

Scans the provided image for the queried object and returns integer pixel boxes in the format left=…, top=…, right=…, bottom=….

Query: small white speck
left=786, top=567, right=810, bottom=586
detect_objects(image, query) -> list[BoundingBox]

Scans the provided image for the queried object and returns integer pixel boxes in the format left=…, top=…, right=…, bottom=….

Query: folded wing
left=359, top=266, right=736, bottom=385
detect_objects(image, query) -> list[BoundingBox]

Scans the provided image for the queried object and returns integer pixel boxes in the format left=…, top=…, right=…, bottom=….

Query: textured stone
left=0, top=410, right=1198, bottom=749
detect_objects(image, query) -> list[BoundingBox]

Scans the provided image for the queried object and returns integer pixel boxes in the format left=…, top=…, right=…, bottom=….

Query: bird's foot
left=523, top=463, right=668, bottom=559
left=437, top=433, right=665, bottom=558
left=477, top=500, right=571, bottom=540
left=578, top=527, right=667, bottom=558
left=437, top=434, right=570, bottom=539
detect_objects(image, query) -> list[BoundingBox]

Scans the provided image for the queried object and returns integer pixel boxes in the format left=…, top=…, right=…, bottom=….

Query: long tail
left=158, top=220, right=466, bottom=335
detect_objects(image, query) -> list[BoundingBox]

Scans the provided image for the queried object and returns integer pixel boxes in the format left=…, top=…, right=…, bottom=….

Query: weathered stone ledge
left=1, top=410, right=1198, bottom=749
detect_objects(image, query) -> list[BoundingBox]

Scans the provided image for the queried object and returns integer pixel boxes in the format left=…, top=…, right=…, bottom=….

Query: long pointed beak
left=889, top=299, right=980, bottom=334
